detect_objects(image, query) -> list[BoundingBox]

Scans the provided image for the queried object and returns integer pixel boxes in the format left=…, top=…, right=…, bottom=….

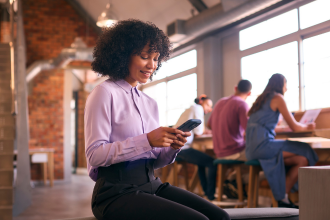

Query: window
left=142, top=83, right=167, bottom=126
left=143, top=74, right=197, bottom=126
left=143, top=49, right=197, bottom=126
left=154, top=49, right=197, bottom=80
left=239, top=9, right=298, bottom=51
left=239, top=0, right=330, bottom=111
left=299, top=0, right=330, bottom=29
left=167, top=74, right=197, bottom=126
left=303, top=31, right=330, bottom=109
left=241, top=42, right=299, bottom=111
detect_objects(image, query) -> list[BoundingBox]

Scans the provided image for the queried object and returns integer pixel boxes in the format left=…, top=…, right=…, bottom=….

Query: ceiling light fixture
left=96, top=2, right=118, bottom=27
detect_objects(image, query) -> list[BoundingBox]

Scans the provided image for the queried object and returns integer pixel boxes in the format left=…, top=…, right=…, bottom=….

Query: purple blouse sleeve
left=153, top=147, right=181, bottom=169
left=84, top=86, right=153, bottom=167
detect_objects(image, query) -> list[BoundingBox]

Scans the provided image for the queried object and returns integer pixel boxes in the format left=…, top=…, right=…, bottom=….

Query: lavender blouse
left=84, top=79, right=180, bottom=181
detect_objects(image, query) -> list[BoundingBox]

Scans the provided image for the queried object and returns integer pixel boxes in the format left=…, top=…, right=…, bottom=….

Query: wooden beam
left=188, top=0, right=208, bottom=13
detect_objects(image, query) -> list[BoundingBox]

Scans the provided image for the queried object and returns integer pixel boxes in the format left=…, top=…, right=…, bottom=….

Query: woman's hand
left=171, top=132, right=191, bottom=150
left=306, top=122, right=316, bottom=130
left=147, top=127, right=186, bottom=148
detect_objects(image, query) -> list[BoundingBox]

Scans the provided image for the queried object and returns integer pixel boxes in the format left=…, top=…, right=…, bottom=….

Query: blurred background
left=0, top=0, right=329, bottom=219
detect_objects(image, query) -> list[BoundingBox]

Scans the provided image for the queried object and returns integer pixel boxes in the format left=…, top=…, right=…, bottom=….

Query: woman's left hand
left=170, top=132, right=191, bottom=150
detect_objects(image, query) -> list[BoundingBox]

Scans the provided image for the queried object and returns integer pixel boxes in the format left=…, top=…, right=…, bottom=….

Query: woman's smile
left=126, top=44, right=160, bottom=87
left=140, top=70, right=152, bottom=78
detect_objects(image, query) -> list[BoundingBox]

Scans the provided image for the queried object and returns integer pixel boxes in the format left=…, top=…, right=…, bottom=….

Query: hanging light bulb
left=96, top=3, right=118, bottom=27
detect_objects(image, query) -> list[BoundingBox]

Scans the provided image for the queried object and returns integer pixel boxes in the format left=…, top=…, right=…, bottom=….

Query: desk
left=14, top=148, right=55, bottom=187
left=192, top=134, right=213, bottom=152
left=276, top=131, right=330, bottom=163
left=192, top=134, right=330, bottom=163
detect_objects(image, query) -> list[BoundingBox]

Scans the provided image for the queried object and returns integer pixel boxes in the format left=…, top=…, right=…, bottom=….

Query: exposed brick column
left=77, top=90, right=89, bottom=168
left=0, top=21, right=10, bottom=43
left=28, top=69, right=64, bottom=180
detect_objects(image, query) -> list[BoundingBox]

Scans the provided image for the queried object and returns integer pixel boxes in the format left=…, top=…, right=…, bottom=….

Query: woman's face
left=283, top=79, right=288, bottom=95
left=201, top=99, right=213, bottom=114
left=126, top=44, right=160, bottom=87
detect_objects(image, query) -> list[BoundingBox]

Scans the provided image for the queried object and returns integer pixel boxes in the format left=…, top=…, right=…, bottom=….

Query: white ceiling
left=77, top=0, right=221, bottom=33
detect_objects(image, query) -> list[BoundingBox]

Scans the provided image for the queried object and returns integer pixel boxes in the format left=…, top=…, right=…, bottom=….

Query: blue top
left=245, top=94, right=318, bottom=200
left=246, top=95, right=279, bottom=154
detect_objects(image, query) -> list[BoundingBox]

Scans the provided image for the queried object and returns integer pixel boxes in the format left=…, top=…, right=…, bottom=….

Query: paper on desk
left=299, top=109, right=321, bottom=124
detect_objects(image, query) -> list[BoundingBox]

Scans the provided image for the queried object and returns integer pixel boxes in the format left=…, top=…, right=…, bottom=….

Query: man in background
left=207, top=80, right=252, bottom=198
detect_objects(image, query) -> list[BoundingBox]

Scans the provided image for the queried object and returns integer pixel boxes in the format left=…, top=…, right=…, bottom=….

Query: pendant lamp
left=96, top=2, right=118, bottom=27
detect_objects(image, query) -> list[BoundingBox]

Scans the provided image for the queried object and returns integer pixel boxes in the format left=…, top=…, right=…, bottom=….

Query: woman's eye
left=141, top=56, right=148, bottom=59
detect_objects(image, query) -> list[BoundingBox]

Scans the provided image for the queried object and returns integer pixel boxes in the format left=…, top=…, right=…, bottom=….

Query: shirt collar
left=114, top=79, right=141, bottom=97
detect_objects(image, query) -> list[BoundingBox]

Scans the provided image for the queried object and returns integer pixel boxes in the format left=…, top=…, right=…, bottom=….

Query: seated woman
left=245, top=73, right=318, bottom=208
left=85, top=19, right=230, bottom=220
left=174, top=95, right=216, bottom=200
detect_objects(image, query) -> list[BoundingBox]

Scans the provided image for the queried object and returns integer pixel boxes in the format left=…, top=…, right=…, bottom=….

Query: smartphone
left=177, top=119, right=202, bottom=132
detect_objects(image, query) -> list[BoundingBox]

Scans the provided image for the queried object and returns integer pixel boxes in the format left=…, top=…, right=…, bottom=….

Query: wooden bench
left=57, top=208, right=299, bottom=220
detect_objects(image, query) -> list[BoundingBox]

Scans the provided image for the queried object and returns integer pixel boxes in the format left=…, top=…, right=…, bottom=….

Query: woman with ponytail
left=174, top=94, right=216, bottom=200
left=245, top=73, right=318, bottom=208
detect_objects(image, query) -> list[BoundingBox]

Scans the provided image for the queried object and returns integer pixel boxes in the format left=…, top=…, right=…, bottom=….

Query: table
left=14, top=148, right=55, bottom=187
left=193, top=134, right=330, bottom=163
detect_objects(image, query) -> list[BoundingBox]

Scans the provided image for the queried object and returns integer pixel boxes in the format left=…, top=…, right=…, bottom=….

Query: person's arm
left=193, top=105, right=204, bottom=135
left=207, top=113, right=212, bottom=130
left=85, top=86, right=185, bottom=167
left=238, top=103, right=249, bottom=130
left=153, top=145, right=181, bottom=169
left=270, top=94, right=315, bottom=132
left=84, top=86, right=154, bottom=167
left=149, top=129, right=191, bottom=169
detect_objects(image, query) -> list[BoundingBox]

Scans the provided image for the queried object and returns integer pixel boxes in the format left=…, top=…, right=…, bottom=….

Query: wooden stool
left=162, top=158, right=203, bottom=194
left=213, top=159, right=245, bottom=207
left=245, top=159, right=277, bottom=208
left=173, top=157, right=189, bottom=189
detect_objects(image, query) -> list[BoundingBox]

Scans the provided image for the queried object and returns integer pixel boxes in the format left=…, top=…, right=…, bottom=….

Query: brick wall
left=0, top=21, right=10, bottom=43
left=22, top=0, right=98, bottom=67
left=77, top=90, right=88, bottom=168
left=24, top=0, right=99, bottom=180
left=28, top=69, right=64, bottom=180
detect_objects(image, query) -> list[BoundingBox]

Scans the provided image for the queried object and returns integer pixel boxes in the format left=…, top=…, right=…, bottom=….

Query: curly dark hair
left=92, top=19, right=172, bottom=81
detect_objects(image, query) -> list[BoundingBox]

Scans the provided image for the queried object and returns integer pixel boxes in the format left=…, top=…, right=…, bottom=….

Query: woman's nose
left=146, top=59, right=156, bottom=69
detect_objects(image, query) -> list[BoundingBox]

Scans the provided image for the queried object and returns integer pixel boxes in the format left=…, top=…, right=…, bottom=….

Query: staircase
left=0, top=43, right=14, bottom=220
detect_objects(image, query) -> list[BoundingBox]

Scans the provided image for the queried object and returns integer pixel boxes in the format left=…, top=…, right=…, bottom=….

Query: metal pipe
left=26, top=47, right=94, bottom=83
left=173, top=0, right=283, bottom=47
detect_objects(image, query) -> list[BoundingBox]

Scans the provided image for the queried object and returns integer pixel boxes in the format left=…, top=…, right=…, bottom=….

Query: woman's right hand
left=147, top=127, right=185, bottom=147
left=306, top=122, right=316, bottom=130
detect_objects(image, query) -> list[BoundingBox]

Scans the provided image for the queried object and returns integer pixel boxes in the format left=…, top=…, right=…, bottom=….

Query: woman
left=85, top=19, right=230, bottom=220
left=174, top=95, right=215, bottom=200
left=245, top=73, right=318, bottom=208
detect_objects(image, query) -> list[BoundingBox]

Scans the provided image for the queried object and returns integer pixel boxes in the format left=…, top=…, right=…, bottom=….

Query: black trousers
left=92, top=159, right=230, bottom=220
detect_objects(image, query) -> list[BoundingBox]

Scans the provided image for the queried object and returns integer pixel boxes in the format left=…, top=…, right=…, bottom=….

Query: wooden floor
left=13, top=174, right=95, bottom=220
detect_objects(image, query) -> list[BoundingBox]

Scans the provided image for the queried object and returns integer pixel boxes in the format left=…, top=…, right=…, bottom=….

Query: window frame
left=238, top=0, right=330, bottom=111
left=140, top=46, right=198, bottom=126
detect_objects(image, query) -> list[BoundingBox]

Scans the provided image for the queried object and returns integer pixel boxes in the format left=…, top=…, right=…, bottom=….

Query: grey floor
left=13, top=174, right=95, bottom=220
